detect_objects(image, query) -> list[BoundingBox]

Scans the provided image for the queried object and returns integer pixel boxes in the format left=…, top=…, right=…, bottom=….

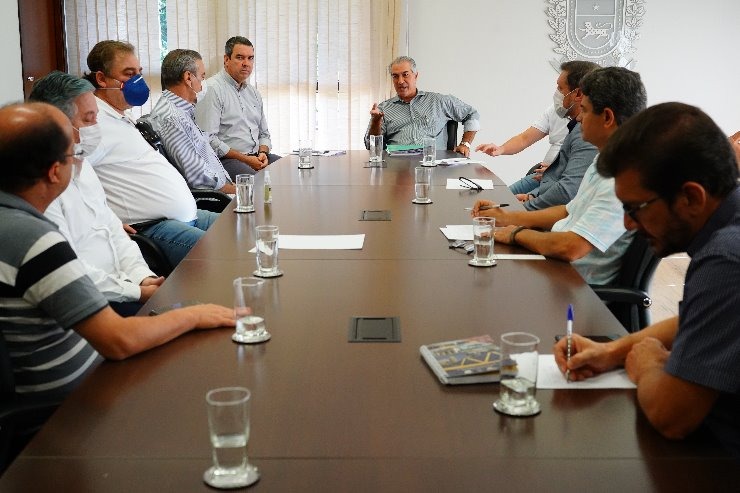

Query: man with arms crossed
left=85, top=40, right=218, bottom=267
left=0, top=102, right=234, bottom=400
left=473, top=67, right=646, bottom=286
left=365, top=56, right=480, bottom=156
left=150, top=49, right=236, bottom=194
left=196, top=36, right=280, bottom=177
left=29, top=71, right=163, bottom=317
left=554, top=102, right=740, bottom=456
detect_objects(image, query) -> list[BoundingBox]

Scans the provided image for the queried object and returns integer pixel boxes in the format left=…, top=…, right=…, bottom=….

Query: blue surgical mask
left=101, top=73, right=151, bottom=106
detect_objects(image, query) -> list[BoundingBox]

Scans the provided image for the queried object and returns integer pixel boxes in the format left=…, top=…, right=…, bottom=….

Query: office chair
left=135, top=116, right=232, bottom=213
left=591, top=234, right=661, bottom=333
left=445, top=120, right=458, bottom=151
left=129, top=232, right=174, bottom=277
left=0, top=333, right=62, bottom=475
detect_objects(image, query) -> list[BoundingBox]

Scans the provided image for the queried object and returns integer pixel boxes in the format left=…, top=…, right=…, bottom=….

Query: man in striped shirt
left=150, top=49, right=236, bottom=194
left=0, top=102, right=234, bottom=400
left=365, top=56, right=480, bottom=156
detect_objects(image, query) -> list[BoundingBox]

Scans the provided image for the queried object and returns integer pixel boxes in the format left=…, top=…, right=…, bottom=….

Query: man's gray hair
left=161, top=49, right=202, bottom=89
left=388, top=56, right=417, bottom=74
left=28, top=71, right=95, bottom=120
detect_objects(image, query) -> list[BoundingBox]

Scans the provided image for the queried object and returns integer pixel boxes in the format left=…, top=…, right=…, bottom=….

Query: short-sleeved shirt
left=0, top=191, right=108, bottom=398
left=91, top=97, right=198, bottom=224
left=531, top=104, right=570, bottom=165
left=664, top=187, right=740, bottom=456
left=551, top=156, right=632, bottom=285
left=364, top=90, right=480, bottom=150
left=195, top=69, right=272, bottom=157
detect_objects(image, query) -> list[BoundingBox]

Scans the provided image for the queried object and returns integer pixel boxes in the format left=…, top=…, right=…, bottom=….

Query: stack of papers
left=435, top=158, right=484, bottom=166
left=386, top=144, right=422, bottom=155
left=289, top=150, right=346, bottom=156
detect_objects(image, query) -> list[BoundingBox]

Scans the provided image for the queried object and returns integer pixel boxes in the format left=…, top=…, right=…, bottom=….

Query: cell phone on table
left=554, top=334, right=620, bottom=343
left=149, top=300, right=203, bottom=316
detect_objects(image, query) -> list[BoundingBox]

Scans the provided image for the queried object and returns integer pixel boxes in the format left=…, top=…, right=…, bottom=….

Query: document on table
left=536, top=354, right=636, bottom=389
left=289, top=150, right=346, bottom=156
left=439, top=226, right=546, bottom=260
left=446, top=178, right=495, bottom=190
left=435, top=158, right=485, bottom=166
left=249, top=234, right=365, bottom=251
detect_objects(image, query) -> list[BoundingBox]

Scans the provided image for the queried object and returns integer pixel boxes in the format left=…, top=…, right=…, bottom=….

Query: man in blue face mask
left=83, top=40, right=219, bottom=268
left=29, top=71, right=164, bottom=317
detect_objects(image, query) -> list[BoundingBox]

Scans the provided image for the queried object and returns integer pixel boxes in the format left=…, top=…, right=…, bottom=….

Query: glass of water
left=203, top=387, right=260, bottom=489
left=493, top=332, right=541, bottom=417
left=422, top=137, right=436, bottom=166
left=369, top=134, right=384, bottom=164
left=234, top=174, right=255, bottom=213
left=469, top=217, right=496, bottom=267
left=412, top=166, right=432, bottom=204
left=254, top=225, right=282, bottom=278
left=298, top=139, right=313, bottom=169
left=232, top=277, right=271, bottom=344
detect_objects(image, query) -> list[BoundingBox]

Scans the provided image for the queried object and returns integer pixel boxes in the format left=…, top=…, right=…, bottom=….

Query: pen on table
left=464, top=204, right=509, bottom=211
left=565, top=303, right=574, bottom=383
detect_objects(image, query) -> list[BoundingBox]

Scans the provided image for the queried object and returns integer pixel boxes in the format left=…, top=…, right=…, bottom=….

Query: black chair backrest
left=135, top=116, right=186, bottom=179
left=130, top=233, right=174, bottom=277
left=617, top=234, right=660, bottom=294
left=445, top=120, right=458, bottom=151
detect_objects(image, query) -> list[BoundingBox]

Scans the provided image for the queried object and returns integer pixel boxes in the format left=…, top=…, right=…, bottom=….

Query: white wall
left=1, top=0, right=23, bottom=105
left=408, top=0, right=740, bottom=185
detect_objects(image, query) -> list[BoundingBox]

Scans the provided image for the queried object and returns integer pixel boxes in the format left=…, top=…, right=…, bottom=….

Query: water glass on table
left=234, top=174, right=255, bottom=213
left=469, top=217, right=496, bottom=267
left=493, top=332, right=541, bottom=417
left=203, top=387, right=260, bottom=489
left=232, top=276, right=271, bottom=344
left=422, top=137, right=436, bottom=166
left=369, top=134, right=384, bottom=164
left=412, top=166, right=433, bottom=204
left=298, top=139, right=313, bottom=169
left=254, top=225, right=282, bottom=278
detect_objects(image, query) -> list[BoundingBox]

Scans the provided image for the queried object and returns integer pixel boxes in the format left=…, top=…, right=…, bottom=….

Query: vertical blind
left=64, top=0, right=403, bottom=151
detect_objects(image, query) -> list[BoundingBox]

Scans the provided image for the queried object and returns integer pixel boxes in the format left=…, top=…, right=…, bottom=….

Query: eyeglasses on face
left=622, top=196, right=660, bottom=222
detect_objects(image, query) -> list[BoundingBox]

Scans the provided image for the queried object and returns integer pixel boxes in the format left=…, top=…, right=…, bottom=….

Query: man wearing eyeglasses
left=553, top=103, right=740, bottom=456
left=473, top=67, right=646, bottom=286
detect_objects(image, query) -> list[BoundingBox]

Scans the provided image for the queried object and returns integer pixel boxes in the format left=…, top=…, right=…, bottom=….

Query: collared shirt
left=195, top=69, right=272, bottom=157
left=44, top=160, right=155, bottom=303
left=524, top=120, right=598, bottom=211
left=551, top=156, right=633, bottom=285
left=531, top=104, right=570, bottom=165
left=665, top=187, right=740, bottom=456
left=0, top=190, right=107, bottom=398
left=364, top=90, right=481, bottom=150
left=91, top=97, right=198, bottom=224
left=150, top=90, right=231, bottom=190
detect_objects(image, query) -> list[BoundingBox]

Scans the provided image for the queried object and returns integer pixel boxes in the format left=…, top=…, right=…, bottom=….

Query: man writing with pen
left=472, top=67, right=647, bottom=286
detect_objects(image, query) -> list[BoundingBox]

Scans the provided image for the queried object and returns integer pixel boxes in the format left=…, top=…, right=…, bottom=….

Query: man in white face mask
left=29, top=71, right=164, bottom=316
left=149, top=49, right=235, bottom=194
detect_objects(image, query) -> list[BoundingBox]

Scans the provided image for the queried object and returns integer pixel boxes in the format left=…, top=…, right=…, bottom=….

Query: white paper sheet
left=435, top=158, right=484, bottom=166
left=440, top=225, right=473, bottom=240
left=446, top=178, right=495, bottom=190
left=249, top=234, right=365, bottom=251
left=536, top=354, right=636, bottom=389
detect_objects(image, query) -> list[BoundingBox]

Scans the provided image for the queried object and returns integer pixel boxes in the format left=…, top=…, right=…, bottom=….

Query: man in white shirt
left=29, top=71, right=164, bottom=316
left=83, top=40, right=218, bottom=267
left=195, top=36, right=280, bottom=178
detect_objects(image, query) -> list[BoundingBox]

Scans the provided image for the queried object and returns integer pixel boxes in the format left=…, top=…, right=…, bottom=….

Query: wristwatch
left=460, top=141, right=471, bottom=149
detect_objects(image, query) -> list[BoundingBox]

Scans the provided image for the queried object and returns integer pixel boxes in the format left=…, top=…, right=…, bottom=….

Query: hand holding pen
left=469, top=200, right=508, bottom=218
left=566, top=304, right=574, bottom=382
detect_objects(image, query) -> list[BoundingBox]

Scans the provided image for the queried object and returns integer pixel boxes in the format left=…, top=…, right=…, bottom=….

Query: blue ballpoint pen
left=565, top=304, right=574, bottom=382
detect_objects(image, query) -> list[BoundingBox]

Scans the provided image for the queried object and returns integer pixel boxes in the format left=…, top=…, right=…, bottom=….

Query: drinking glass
left=203, top=387, right=260, bottom=488
left=469, top=217, right=496, bottom=267
left=298, top=139, right=313, bottom=169
left=493, top=332, right=541, bottom=416
left=234, top=174, right=255, bottom=213
left=232, top=276, right=271, bottom=344
left=254, top=225, right=282, bottom=277
left=422, top=137, right=436, bottom=166
left=412, top=166, right=432, bottom=204
left=369, top=134, right=384, bottom=164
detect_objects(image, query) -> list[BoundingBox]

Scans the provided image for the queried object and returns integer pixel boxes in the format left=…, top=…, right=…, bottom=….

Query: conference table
left=1, top=151, right=735, bottom=491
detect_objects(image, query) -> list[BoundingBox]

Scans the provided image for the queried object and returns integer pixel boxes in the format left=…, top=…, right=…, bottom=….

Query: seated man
left=554, top=102, right=740, bottom=456
left=150, top=49, right=235, bottom=194
left=476, top=102, right=569, bottom=195
left=29, top=71, right=163, bottom=317
left=729, top=130, right=740, bottom=168
left=84, top=40, right=218, bottom=267
left=473, top=67, right=647, bottom=286
left=195, top=36, right=280, bottom=178
left=365, top=56, right=479, bottom=156
left=0, top=102, right=234, bottom=400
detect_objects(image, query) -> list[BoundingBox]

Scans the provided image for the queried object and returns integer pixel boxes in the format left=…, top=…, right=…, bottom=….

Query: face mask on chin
left=553, top=87, right=576, bottom=118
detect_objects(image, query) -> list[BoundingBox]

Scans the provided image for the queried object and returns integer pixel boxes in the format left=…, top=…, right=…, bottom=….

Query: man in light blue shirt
left=472, top=67, right=647, bottom=286
left=195, top=36, right=280, bottom=177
